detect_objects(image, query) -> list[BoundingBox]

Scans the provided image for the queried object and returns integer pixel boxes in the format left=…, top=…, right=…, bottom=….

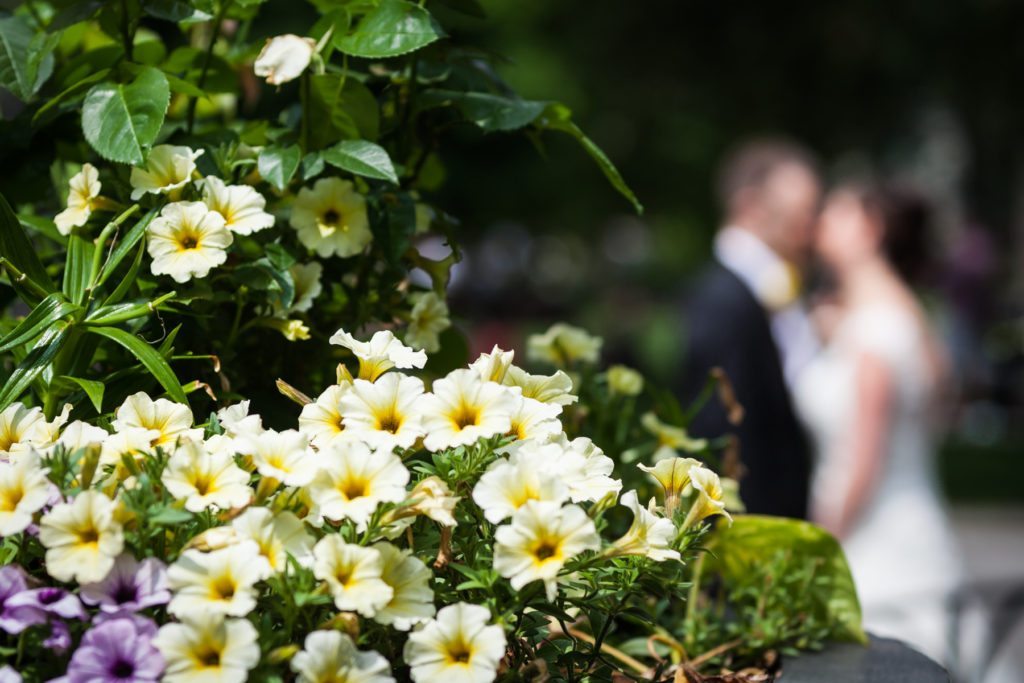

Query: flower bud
left=254, top=35, right=316, bottom=85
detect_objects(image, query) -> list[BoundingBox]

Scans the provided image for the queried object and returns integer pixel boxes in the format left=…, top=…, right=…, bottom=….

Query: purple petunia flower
left=79, top=556, right=170, bottom=614
left=0, top=566, right=45, bottom=635
left=66, top=617, right=164, bottom=683
left=0, top=666, right=22, bottom=683
left=5, top=587, right=86, bottom=621
left=92, top=612, right=158, bottom=639
left=43, top=619, right=72, bottom=654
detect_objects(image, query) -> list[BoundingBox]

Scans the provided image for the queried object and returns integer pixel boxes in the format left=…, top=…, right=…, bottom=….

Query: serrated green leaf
left=0, top=292, right=79, bottom=353
left=258, top=145, right=301, bottom=192
left=0, top=15, right=55, bottom=101
left=0, top=325, right=71, bottom=411
left=81, top=67, right=170, bottom=165
left=86, top=326, right=187, bottom=403
left=32, top=68, right=112, bottom=127
left=323, top=140, right=398, bottom=184
left=337, top=0, right=442, bottom=58
left=0, top=191, right=57, bottom=303
left=419, top=89, right=547, bottom=132
left=60, top=375, right=104, bottom=412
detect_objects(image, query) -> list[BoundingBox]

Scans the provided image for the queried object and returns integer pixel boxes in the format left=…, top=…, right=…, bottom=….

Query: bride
left=794, top=182, right=961, bottom=662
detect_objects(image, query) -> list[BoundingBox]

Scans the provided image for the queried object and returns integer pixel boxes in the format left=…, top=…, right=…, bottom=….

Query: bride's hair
left=852, top=181, right=935, bottom=287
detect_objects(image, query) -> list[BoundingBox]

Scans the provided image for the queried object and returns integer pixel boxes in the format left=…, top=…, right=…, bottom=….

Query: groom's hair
left=716, top=138, right=820, bottom=212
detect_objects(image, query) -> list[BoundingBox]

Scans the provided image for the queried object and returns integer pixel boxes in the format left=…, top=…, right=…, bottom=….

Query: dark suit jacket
left=679, top=261, right=810, bottom=519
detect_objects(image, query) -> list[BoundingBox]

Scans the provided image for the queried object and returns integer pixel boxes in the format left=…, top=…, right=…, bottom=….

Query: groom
left=680, top=139, right=822, bottom=518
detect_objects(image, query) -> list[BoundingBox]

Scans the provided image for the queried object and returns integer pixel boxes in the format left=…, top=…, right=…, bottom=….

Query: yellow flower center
left=192, top=644, right=222, bottom=669
left=0, top=485, right=24, bottom=512
left=376, top=409, right=403, bottom=434
left=77, top=525, right=100, bottom=547
left=450, top=404, right=480, bottom=431
left=176, top=229, right=202, bottom=252
left=209, top=574, right=237, bottom=601
left=444, top=639, right=474, bottom=666
left=337, top=476, right=369, bottom=501
left=192, top=471, right=215, bottom=496
left=531, top=538, right=561, bottom=565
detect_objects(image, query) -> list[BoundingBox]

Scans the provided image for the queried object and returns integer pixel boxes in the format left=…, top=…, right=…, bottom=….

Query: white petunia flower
left=292, top=630, right=395, bottom=683
left=502, top=366, right=577, bottom=406
left=162, top=440, right=252, bottom=513
left=506, top=394, right=562, bottom=443
left=276, top=261, right=323, bottom=315
left=167, top=542, right=271, bottom=618
left=372, top=542, right=435, bottom=630
left=54, top=163, right=102, bottom=235
left=312, top=535, right=392, bottom=617
left=112, top=392, right=201, bottom=448
left=154, top=613, right=259, bottom=683
left=682, top=466, right=732, bottom=529
left=329, top=329, right=427, bottom=381
left=469, top=345, right=515, bottom=384
left=290, top=177, right=371, bottom=258
left=306, top=441, right=409, bottom=528
left=298, top=384, right=351, bottom=448
left=549, top=435, right=622, bottom=504
left=0, top=450, right=51, bottom=536
left=147, top=201, right=233, bottom=283
left=201, top=176, right=275, bottom=235
left=419, top=369, right=516, bottom=452
left=404, top=291, right=450, bottom=354
left=493, top=500, right=600, bottom=601
left=254, top=34, right=316, bottom=85
left=54, top=421, right=109, bottom=453
left=606, top=365, right=644, bottom=396
left=129, top=145, right=203, bottom=200
left=608, top=490, right=680, bottom=562
left=97, top=427, right=161, bottom=488
left=472, top=447, right=569, bottom=524
left=340, top=374, right=425, bottom=452
left=231, top=507, right=314, bottom=572
left=641, top=412, right=707, bottom=461
left=405, top=476, right=459, bottom=527
left=216, top=400, right=264, bottom=440
left=637, top=456, right=701, bottom=515
left=526, top=322, right=603, bottom=367
left=248, top=428, right=318, bottom=487
left=404, top=602, right=507, bottom=683
left=38, top=491, right=124, bottom=584
left=0, top=403, right=55, bottom=460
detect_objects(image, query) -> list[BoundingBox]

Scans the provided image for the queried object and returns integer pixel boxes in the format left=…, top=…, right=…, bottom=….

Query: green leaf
left=102, top=241, right=145, bottom=306
left=60, top=375, right=105, bottom=412
left=33, top=68, right=112, bottom=126
left=81, top=67, right=170, bottom=165
left=258, top=145, right=301, bottom=192
left=419, top=89, right=547, bottom=132
left=63, top=234, right=96, bottom=306
left=307, top=74, right=380, bottom=148
left=706, top=515, right=867, bottom=645
left=538, top=104, right=643, bottom=214
left=0, top=325, right=71, bottom=411
left=96, top=208, right=158, bottom=288
left=0, top=292, right=79, bottom=353
left=0, top=191, right=57, bottom=302
left=148, top=506, right=194, bottom=526
left=0, top=15, right=55, bottom=101
left=86, top=326, right=188, bottom=403
left=234, top=258, right=295, bottom=309
left=337, top=0, right=442, bottom=58
left=323, top=140, right=398, bottom=185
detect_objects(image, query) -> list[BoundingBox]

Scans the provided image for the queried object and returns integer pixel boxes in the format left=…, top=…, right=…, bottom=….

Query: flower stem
left=187, top=0, right=232, bottom=134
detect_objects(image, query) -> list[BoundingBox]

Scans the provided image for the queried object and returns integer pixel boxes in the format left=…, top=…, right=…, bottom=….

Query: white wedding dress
left=794, top=305, right=960, bottom=663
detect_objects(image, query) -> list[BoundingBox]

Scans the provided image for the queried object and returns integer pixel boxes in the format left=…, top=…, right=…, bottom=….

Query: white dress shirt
left=713, top=226, right=820, bottom=389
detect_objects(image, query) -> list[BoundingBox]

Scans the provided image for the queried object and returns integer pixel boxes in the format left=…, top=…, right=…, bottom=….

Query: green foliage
left=336, top=0, right=442, bottom=58
left=81, top=66, right=170, bottom=164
